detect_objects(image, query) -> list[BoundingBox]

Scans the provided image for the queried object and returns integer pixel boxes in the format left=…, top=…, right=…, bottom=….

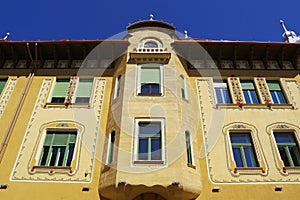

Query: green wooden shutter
left=76, top=79, right=93, bottom=97
left=0, top=80, right=6, bottom=94
left=241, top=81, right=255, bottom=90
left=267, top=81, right=281, bottom=91
left=52, top=79, right=69, bottom=98
left=140, top=67, right=160, bottom=84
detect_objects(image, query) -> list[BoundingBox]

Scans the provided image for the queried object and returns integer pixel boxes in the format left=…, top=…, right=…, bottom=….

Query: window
left=240, top=80, right=259, bottom=104
left=180, top=75, right=187, bottom=99
left=137, top=121, right=162, bottom=161
left=274, top=132, right=300, bottom=167
left=229, top=133, right=258, bottom=168
left=138, top=65, right=162, bottom=96
left=51, top=79, right=69, bottom=103
left=75, top=79, right=93, bottom=103
left=185, top=131, right=193, bottom=165
left=113, top=75, right=121, bottom=99
left=213, top=80, right=232, bottom=104
left=267, top=80, right=286, bottom=104
left=0, top=79, right=7, bottom=95
left=106, top=131, right=116, bottom=165
left=49, top=77, right=93, bottom=104
left=144, top=42, right=158, bottom=48
left=39, top=130, right=77, bottom=167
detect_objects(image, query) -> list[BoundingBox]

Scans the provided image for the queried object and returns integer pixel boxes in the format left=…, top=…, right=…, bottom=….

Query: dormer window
left=139, top=38, right=162, bottom=49
left=144, top=42, right=158, bottom=48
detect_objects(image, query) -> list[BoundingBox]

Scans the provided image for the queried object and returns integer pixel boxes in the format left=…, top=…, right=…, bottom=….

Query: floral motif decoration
left=66, top=76, right=78, bottom=104
left=230, top=77, right=244, bottom=104
left=276, top=124, right=289, bottom=129
left=256, top=78, right=271, bottom=104
left=233, top=124, right=246, bottom=129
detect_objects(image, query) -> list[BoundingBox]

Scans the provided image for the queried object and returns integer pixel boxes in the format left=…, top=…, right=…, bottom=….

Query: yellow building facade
left=1, top=17, right=300, bottom=199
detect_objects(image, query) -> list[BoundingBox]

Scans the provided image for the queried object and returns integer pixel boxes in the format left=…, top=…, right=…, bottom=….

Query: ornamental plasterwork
left=0, top=78, right=17, bottom=117
left=11, top=78, right=106, bottom=182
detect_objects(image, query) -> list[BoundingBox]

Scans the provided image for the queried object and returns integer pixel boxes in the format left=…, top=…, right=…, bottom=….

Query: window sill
left=133, top=160, right=164, bottom=165
left=233, top=167, right=266, bottom=175
left=30, top=166, right=74, bottom=175
left=44, top=102, right=92, bottom=109
left=187, top=163, right=196, bottom=169
left=282, top=167, right=300, bottom=174
left=216, top=103, right=294, bottom=110
left=137, top=93, right=162, bottom=97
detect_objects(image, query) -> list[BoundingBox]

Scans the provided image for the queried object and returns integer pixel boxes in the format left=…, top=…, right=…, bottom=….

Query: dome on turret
left=126, top=14, right=176, bottom=31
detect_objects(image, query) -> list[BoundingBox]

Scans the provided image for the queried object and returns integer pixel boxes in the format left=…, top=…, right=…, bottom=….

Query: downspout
left=0, top=42, right=37, bottom=164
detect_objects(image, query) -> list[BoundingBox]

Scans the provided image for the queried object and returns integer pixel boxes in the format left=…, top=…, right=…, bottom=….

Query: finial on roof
left=184, top=30, right=188, bottom=38
left=279, top=19, right=300, bottom=43
left=149, top=14, right=154, bottom=20
left=2, top=32, right=10, bottom=40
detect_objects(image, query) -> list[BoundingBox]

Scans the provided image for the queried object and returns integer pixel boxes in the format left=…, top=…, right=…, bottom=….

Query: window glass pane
left=230, top=134, right=251, bottom=144
left=232, top=148, right=243, bottom=167
left=185, top=132, right=193, bottom=164
left=244, top=147, right=258, bottom=167
left=250, top=90, right=259, bottom=104
left=0, top=79, right=7, bottom=95
left=278, top=146, right=290, bottom=166
left=52, top=79, right=69, bottom=98
left=290, top=146, right=300, bottom=166
left=139, top=122, right=161, bottom=135
left=276, top=91, right=286, bottom=104
left=57, top=147, right=66, bottom=166
left=40, top=146, right=49, bottom=166
left=144, top=42, right=158, bottom=48
left=66, top=145, right=74, bottom=166
left=151, top=138, right=161, bottom=160
left=49, top=147, right=58, bottom=166
left=138, top=138, right=148, bottom=160
left=274, top=133, right=293, bottom=143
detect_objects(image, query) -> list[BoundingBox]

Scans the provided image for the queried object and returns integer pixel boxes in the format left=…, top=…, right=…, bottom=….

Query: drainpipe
left=0, top=42, right=37, bottom=164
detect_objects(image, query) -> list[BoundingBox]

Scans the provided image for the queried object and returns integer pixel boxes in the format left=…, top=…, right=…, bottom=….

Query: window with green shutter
left=240, top=80, right=259, bottom=104
left=274, top=132, right=300, bottom=167
left=267, top=80, right=287, bottom=104
left=75, top=79, right=93, bottom=103
left=51, top=79, right=69, bottom=103
left=0, top=79, right=7, bottom=95
left=139, top=66, right=161, bottom=95
left=39, top=131, right=77, bottom=167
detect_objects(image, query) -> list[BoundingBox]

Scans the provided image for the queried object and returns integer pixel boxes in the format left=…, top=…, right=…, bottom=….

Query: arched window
left=139, top=38, right=162, bottom=49
left=144, top=41, right=158, bottom=48
left=185, top=131, right=193, bottom=165
left=106, top=131, right=116, bottom=164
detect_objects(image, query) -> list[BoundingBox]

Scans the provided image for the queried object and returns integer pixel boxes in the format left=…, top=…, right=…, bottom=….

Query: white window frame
left=113, top=75, right=121, bottom=99
left=47, top=77, right=94, bottom=104
left=185, top=131, right=194, bottom=166
left=180, top=75, right=188, bottom=100
left=136, top=64, right=164, bottom=96
left=133, top=118, right=166, bottom=164
left=106, top=131, right=116, bottom=165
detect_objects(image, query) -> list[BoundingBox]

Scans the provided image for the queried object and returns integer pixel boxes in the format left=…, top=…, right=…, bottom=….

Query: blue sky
left=1, top=0, right=299, bottom=42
